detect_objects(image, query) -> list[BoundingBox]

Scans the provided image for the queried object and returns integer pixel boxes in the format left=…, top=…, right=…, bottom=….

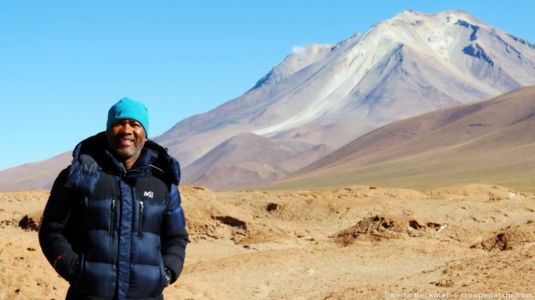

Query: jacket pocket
left=138, top=200, right=144, bottom=236
left=54, top=251, right=82, bottom=284
left=109, top=198, right=116, bottom=235
left=71, top=254, right=85, bottom=288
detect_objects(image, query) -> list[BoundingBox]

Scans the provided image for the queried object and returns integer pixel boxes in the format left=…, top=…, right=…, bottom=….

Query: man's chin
left=114, top=148, right=135, bottom=160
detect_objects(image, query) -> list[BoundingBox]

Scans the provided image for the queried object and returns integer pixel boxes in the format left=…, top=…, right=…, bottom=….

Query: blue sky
left=1, top=1, right=534, bottom=171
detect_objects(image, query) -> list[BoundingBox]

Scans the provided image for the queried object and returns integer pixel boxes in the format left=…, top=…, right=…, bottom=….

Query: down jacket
left=39, top=132, right=188, bottom=300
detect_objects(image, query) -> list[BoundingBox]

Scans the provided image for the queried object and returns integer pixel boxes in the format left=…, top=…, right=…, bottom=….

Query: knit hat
left=107, top=97, right=149, bottom=135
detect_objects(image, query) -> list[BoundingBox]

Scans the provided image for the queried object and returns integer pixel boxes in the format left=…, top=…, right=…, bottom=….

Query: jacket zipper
left=109, top=199, right=116, bottom=235
left=138, top=200, right=144, bottom=235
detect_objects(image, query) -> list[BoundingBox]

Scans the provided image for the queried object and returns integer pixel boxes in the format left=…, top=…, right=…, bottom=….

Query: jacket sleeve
left=161, top=184, right=189, bottom=283
left=38, top=168, right=81, bottom=283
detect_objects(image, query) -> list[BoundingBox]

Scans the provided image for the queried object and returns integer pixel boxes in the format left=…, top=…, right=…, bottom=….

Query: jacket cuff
left=162, top=260, right=180, bottom=283
left=54, top=251, right=80, bottom=283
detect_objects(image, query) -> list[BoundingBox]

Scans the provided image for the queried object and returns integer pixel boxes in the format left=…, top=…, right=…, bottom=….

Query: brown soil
left=0, top=185, right=534, bottom=299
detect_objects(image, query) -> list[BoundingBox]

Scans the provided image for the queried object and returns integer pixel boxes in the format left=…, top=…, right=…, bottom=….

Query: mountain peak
left=252, top=43, right=332, bottom=90
left=397, top=9, right=474, bottom=20
left=387, top=9, right=485, bottom=28
left=394, top=9, right=427, bottom=20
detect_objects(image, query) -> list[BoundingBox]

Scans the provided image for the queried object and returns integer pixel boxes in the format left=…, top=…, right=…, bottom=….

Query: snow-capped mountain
left=2, top=10, right=535, bottom=192
left=155, top=10, right=535, bottom=189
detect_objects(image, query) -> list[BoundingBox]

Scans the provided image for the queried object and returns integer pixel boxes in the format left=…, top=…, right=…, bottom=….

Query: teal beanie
left=107, top=97, right=149, bottom=135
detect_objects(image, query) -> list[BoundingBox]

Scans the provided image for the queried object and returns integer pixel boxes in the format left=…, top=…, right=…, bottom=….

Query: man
left=39, top=97, right=188, bottom=300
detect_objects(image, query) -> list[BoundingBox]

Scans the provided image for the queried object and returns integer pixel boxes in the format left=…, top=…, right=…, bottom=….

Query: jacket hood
left=65, top=132, right=180, bottom=193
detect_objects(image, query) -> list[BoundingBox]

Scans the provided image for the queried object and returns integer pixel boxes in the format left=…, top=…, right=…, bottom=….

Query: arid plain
left=1, top=185, right=534, bottom=299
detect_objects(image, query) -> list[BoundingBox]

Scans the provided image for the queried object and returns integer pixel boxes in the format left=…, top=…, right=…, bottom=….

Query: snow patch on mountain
left=252, top=44, right=332, bottom=89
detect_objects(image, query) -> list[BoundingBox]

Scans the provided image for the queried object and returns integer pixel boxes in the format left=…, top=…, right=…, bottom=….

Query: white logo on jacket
left=143, top=191, right=154, bottom=198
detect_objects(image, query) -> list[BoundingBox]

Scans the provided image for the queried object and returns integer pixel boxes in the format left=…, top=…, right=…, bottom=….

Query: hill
left=268, top=86, right=535, bottom=191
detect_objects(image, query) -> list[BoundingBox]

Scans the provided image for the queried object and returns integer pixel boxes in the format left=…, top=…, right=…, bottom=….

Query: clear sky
left=1, top=0, right=534, bottom=171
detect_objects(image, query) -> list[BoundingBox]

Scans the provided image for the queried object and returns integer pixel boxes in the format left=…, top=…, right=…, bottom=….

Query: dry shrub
left=18, top=211, right=43, bottom=231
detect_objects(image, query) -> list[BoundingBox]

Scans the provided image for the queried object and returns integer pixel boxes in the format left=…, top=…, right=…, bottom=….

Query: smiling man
left=39, top=97, right=188, bottom=300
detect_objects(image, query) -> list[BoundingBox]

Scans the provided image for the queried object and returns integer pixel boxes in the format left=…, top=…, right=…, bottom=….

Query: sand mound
left=403, top=245, right=535, bottom=294
left=426, top=184, right=523, bottom=201
left=185, top=207, right=253, bottom=242
left=330, top=215, right=447, bottom=245
left=471, top=222, right=535, bottom=251
left=181, top=188, right=255, bottom=242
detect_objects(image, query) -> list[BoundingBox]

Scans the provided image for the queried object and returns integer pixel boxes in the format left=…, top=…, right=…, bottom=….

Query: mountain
left=3, top=10, right=535, bottom=191
left=266, top=86, right=535, bottom=191
left=0, top=152, right=70, bottom=192
left=157, top=9, right=535, bottom=189
left=183, top=133, right=331, bottom=190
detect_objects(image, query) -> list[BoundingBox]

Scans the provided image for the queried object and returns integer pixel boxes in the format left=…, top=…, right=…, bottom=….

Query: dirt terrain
left=0, top=185, right=534, bottom=299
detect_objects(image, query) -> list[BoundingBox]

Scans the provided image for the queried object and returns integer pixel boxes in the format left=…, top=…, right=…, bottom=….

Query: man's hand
left=164, top=267, right=172, bottom=286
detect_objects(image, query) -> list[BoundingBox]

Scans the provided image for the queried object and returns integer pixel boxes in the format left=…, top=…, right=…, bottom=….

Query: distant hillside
left=183, top=133, right=331, bottom=190
left=0, top=153, right=70, bottom=192
left=266, top=86, right=535, bottom=192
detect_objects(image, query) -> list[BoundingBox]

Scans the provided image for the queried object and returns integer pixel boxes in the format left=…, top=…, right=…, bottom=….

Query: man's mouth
left=117, top=138, right=134, bottom=147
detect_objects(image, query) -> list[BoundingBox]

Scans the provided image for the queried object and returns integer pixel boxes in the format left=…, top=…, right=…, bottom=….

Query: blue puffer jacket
left=39, top=132, right=188, bottom=300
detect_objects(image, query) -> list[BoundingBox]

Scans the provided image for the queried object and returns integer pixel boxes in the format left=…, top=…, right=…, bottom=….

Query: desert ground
left=0, top=185, right=534, bottom=299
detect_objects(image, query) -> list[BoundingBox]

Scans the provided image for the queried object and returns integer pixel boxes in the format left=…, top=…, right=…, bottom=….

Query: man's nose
left=119, top=123, right=134, bottom=134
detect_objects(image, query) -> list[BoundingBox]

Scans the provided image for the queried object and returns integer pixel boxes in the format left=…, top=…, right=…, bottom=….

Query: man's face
left=106, top=119, right=146, bottom=166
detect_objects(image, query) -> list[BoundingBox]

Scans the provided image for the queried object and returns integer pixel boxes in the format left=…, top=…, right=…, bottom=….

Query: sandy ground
left=0, top=185, right=534, bottom=299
